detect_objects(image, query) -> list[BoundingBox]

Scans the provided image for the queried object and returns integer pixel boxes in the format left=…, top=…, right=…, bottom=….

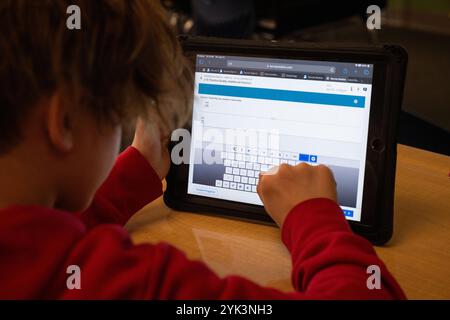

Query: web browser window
left=187, top=54, right=374, bottom=222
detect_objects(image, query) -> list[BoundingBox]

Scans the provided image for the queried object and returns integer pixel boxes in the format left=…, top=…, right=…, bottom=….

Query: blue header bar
left=199, top=83, right=365, bottom=108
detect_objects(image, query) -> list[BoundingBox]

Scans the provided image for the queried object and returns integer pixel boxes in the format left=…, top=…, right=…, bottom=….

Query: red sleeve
left=62, top=198, right=406, bottom=300
left=280, top=198, right=406, bottom=299
left=76, top=147, right=163, bottom=228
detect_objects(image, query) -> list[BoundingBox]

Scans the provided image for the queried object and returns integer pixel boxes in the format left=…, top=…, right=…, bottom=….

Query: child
left=0, top=0, right=405, bottom=299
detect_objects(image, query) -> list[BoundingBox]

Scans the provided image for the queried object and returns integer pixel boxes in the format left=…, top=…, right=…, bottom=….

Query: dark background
left=162, top=0, right=450, bottom=156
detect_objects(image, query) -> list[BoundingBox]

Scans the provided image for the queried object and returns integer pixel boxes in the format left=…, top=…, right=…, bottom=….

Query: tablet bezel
left=164, top=37, right=407, bottom=245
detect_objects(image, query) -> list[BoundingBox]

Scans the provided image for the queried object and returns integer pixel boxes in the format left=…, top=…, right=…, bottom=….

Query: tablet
left=164, top=37, right=407, bottom=245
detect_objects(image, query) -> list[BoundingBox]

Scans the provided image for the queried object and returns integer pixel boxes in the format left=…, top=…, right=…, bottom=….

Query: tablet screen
left=187, top=54, right=374, bottom=222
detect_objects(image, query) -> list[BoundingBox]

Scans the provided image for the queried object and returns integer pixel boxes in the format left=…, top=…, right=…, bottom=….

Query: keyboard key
left=244, top=184, right=251, bottom=192
left=241, top=176, right=248, bottom=184
left=269, top=150, right=277, bottom=157
left=233, top=168, right=240, bottom=175
left=224, top=174, right=233, bottom=181
left=225, top=167, right=232, bottom=174
left=227, top=153, right=235, bottom=160
left=257, top=156, right=265, bottom=164
left=235, top=153, right=243, bottom=161
left=215, top=180, right=222, bottom=187
left=223, top=181, right=230, bottom=188
left=231, top=160, right=238, bottom=167
left=261, top=164, right=268, bottom=172
left=272, top=158, right=280, bottom=165
left=246, top=162, right=253, bottom=170
left=253, top=163, right=260, bottom=171
left=240, top=169, right=247, bottom=176
left=249, top=177, right=256, bottom=184
left=224, top=159, right=231, bottom=167
left=265, top=157, right=272, bottom=164
left=230, top=182, right=237, bottom=189
left=280, top=159, right=288, bottom=164
left=251, top=185, right=257, bottom=192
left=288, top=160, right=296, bottom=166
left=238, top=161, right=246, bottom=168
left=247, top=170, right=254, bottom=177
left=234, top=176, right=241, bottom=183
left=237, top=183, right=244, bottom=190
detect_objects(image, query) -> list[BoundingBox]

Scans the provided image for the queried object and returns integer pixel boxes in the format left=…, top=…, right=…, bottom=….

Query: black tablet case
left=164, top=37, right=408, bottom=245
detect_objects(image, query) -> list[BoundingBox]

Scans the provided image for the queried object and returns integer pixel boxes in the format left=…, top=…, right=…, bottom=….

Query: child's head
left=0, top=0, right=191, bottom=211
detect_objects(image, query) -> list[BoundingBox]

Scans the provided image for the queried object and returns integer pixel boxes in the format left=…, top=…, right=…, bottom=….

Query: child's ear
left=46, top=93, right=74, bottom=152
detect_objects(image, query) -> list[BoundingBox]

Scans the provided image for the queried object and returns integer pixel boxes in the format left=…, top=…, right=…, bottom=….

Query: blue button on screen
left=309, top=155, right=317, bottom=163
left=299, top=154, right=309, bottom=161
left=343, top=210, right=354, bottom=217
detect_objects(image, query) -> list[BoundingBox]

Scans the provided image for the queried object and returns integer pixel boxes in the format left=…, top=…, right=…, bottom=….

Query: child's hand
left=257, top=163, right=338, bottom=228
left=132, top=118, right=170, bottom=180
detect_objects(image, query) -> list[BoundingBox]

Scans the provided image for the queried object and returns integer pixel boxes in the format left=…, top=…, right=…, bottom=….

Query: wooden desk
left=125, top=144, right=450, bottom=299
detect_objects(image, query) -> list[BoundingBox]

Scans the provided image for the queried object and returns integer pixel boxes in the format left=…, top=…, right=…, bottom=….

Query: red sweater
left=0, top=147, right=405, bottom=299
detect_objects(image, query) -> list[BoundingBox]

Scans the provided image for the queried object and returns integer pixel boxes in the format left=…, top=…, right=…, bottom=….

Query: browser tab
left=198, top=55, right=371, bottom=84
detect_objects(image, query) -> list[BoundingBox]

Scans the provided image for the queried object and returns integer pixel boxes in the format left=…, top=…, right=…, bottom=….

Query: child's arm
left=256, top=164, right=406, bottom=299
left=76, top=146, right=163, bottom=228
left=76, top=118, right=168, bottom=228
left=280, top=198, right=406, bottom=299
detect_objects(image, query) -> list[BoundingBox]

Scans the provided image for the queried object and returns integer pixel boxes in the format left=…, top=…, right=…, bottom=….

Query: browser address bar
left=226, top=60, right=336, bottom=74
